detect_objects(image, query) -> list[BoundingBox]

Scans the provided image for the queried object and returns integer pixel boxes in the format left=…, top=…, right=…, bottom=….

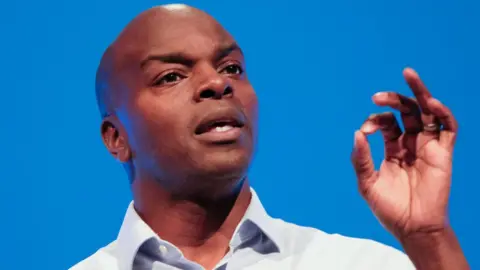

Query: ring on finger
left=423, top=122, right=441, bottom=132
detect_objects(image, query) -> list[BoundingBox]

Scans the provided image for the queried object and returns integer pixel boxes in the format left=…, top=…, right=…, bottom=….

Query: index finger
left=403, top=67, right=432, bottom=114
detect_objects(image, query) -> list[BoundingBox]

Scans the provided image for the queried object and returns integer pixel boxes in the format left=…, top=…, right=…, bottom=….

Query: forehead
left=117, top=9, right=235, bottom=61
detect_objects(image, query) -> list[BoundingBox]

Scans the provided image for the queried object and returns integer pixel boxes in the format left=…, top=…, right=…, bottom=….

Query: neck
left=131, top=177, right=252, bottom=266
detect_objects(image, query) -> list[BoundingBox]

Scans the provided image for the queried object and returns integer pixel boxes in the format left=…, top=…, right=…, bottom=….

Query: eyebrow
left=213, top=43, right=243, bottom=62
left=140, top=42, right=243, bottom=69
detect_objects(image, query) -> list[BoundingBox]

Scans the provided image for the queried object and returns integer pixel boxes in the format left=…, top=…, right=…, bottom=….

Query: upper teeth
left=214, top=125, right=233, bottom=132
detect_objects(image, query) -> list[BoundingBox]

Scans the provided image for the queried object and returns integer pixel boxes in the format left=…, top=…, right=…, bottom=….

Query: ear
left=101, top=116, right=131, bottom=162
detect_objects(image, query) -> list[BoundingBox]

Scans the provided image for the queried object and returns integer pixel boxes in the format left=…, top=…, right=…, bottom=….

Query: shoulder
left=272, top=219, right=415, bottom=269
left=69, top=241, right=120, bottom=270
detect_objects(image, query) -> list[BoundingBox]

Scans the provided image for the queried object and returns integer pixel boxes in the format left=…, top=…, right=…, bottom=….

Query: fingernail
left=404, top=67, right=418, bottom=77
left=372, top=92, right=386, bottom=103
left=361, top=123, right=374, bottom=133
left=429, top=98, right=441, bottom=105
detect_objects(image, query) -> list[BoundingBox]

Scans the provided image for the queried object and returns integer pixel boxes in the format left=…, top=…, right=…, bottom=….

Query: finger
left=427, top=98, right=458, bottom=132
left=427, top=98, right=458, bottom=149
left=361, top=112, right=404, bottom=161
left=372, top=92, right=417, bottom=114
left=372, top=92, right=423, bottom=133
left=351, top=131, right=376, bottom=184
left=403, top=67, right=433, bottom=114
left=361, top=112, right=402, bottom=142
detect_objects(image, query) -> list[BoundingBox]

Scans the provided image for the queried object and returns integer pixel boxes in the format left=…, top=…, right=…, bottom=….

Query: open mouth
left=195, top=118, right=244, bottom=135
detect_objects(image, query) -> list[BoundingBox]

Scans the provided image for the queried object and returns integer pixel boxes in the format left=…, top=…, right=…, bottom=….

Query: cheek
left=247, top=95, right=258, bottom=121
left=240, top=85, right=258, bottom=119
left=237, top=84, right=259, bottom=136
left=126, top=93, right=188, bottom=154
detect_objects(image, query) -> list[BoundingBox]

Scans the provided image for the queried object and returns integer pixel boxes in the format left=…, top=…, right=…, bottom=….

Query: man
left=72, top=4, right=469, bottom=270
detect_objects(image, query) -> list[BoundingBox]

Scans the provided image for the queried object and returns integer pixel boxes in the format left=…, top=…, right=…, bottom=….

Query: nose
left=194, top=70, right=233, bottom=102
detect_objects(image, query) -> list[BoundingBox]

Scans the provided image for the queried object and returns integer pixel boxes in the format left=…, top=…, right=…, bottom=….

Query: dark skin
left=97, top=4, right=468, bottom=270
left=97, top=5, right=256, bottom=268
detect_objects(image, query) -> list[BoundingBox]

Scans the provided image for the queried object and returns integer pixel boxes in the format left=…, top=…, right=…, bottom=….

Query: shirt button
left=159, top=245, right=168, bottom=255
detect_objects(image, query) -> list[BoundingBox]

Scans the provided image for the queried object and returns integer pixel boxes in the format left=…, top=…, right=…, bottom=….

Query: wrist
left=399, top=227, right=469, bottom=270
left=399, top=226, right=451, bottom=247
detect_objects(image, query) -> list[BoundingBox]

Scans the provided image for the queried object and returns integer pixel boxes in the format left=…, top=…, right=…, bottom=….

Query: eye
left=154, top=72, right=185, bottom=86
left=220, top=64, right=243, bottom=75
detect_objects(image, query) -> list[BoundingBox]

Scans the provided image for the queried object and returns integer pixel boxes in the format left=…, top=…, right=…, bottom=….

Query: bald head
left=95, top=4, right=231, bottom=118
left=95, top=3, right=256, bottom=193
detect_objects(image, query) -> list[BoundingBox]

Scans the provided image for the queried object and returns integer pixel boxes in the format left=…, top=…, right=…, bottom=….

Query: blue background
left=1, top=0, right=478, bottom=269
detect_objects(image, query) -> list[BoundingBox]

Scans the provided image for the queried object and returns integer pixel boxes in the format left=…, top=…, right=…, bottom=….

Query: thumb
left=351, top=131, right=376, bottom=186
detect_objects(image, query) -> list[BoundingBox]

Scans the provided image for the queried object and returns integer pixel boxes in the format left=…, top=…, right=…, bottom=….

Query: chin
left=177, top=149, right=250, bottom=199
left=196, top=147, right=252, bottom=181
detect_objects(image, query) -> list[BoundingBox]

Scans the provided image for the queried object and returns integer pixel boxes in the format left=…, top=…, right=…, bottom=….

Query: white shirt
left=70, top=189, right=415, bottom=270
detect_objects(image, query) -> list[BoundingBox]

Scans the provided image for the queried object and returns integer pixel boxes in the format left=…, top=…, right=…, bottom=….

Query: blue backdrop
left=1, top=0, right=478, bottom=269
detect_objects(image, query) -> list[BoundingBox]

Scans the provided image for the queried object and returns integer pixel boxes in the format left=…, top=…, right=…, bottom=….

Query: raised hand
left=351, top=67, right=458, bottom=238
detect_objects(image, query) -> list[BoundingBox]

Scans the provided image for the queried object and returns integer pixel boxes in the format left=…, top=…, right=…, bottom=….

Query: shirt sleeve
left=328, top=234, right=416, bottom=270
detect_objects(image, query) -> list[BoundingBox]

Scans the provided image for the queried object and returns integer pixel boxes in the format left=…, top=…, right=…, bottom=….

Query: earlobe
left=100, top=117, right=131, bottom=162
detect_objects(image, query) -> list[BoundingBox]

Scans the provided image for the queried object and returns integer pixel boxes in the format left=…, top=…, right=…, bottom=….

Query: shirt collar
left=116, top=188, right=282, bottom=269
left=116, top=200, right=160, bottom=270
left=232, top=189, right=283, bottom=250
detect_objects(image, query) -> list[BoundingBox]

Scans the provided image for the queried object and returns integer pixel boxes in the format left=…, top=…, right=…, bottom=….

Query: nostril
left=223, top=86, right=233, bottom=96
left=199, top=89, right=216, bottom=99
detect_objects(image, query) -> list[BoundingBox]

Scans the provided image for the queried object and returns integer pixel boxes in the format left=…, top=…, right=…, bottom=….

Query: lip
left=195, top=126, right=243, bottom=144
left=194, top=107, right=246, bottom=143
